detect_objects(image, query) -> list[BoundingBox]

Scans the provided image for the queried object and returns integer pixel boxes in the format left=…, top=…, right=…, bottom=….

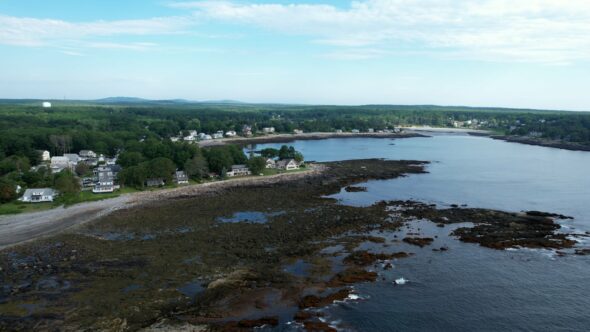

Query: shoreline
left=0, top=166, right=323, bottom=250
left=197, top=131, right=427, bottom=147
left=489, top=135, right=590, bottom=152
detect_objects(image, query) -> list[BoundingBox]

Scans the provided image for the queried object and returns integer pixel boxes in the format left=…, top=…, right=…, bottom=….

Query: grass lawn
left=0, top=201, right=55, bottom=215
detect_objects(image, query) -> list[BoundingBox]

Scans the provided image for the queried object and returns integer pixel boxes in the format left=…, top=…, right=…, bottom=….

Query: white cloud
left=171, top=0, right=590, bottom=63
left=0, top=15, right=192, bottom=47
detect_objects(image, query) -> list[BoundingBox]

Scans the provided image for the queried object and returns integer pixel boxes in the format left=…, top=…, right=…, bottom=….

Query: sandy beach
left=0, top=165, right=323, bottom=249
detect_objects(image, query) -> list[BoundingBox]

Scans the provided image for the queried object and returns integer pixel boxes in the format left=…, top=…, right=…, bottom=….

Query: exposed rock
left=403, top=237, right=434, bottom=247
left=299, top=289, right=351, bottom=309
left=344, top=186, right=368, bottom=192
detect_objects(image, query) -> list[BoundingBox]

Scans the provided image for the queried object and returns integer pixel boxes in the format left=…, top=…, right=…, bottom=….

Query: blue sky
left=1, top=0, right=589, bottom=110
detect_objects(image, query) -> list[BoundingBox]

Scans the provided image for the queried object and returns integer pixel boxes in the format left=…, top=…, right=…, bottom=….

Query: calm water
left=252, top=134, right=590, bottom=331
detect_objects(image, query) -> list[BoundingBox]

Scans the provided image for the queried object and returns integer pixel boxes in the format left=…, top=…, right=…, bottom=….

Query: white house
left=227, top=165, right=251, bottom=177
left=293, top=129, right=304, bottom=135
left=93, top=165, right=115, bottom=193
left=79, top=150, right=97, bottom=159
left=63, top=153, right=81, bottom=165
left=37, top=150, right=50, bottom=162
left=262, top=127, right=275, bottom=134
left=351, top=129, right=360, bottom=134
left=277, top=159, right=300, bottom=171
left=212, top=133, right=224, bottom=139
left=20, top=188, right=57, bottom=203
left=265, top=158, right=276, bottom=169
left=225, top=131, right=237, bottom=137
left=42, top=102, right=52, bottom=108
left=174, top=171, right=189, bottom=185
left=50, top=156, right=74, bottom=172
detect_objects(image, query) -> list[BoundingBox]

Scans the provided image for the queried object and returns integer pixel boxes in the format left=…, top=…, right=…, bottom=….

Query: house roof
left=22, top=188, right=55, bottom=196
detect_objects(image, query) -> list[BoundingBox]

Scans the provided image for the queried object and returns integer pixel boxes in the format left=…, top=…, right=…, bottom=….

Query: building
left=174, top=171, right=189, bottom=185
left=93, top=165, right=115, bottom=193
left=146, top=178, right=165, bottom=187
left=79, top=150, right=97, bottom=159
left=42, top=102, right=52, bottom=108
left=19, top=188, right=57, bottom=203
left=293, top=129, right=304, bottom=135
left=63, top=153, right=81, bottom=165
left=212, top=132, right=224, bottom=139
left=242, top=125, right=253, bottom=137
left=262, top=127, right=275, bottom=134
left=335, top=129, right=343, bottom=134
left=225, top=131, right=237, bottom=137
left=227, top=165, right=251, bottom=177
left=50, top=156, right=73, bottom=172
left=368, top=128, right=374, bottom=133
left=351, top=129, right=360, bottom=134
left=265, top=158, right=276, bottom=169
left=37, top=150, right=50, bottom=162
left=276, top=159, right=300, bottom=171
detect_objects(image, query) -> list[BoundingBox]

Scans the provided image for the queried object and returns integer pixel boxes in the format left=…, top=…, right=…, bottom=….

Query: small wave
left=394, top=277, right=408, bottom=285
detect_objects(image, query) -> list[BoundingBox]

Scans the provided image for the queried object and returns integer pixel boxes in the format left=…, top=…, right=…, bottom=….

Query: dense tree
left=118, top=165, right=147, bottom=189
left=117, top=151, right=144, bottom=168
left=184, top=154, right=209, bottom=180
left=247, top=156, right=267, bottom=175
left=53, top=171, right=80, bottom=195
left=0, top=178, right=17, bottom=203
left=260, top=148, right=279, bottom=158
left=145, top=157, right=176, bottom=183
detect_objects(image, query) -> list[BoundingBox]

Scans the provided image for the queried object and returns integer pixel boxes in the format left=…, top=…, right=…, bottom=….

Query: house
left=335, top=129, right=343, bottom=134
left=242, top=125, right=253, bottom=137
left=262, top=127, right=275, bottom=134
left=50, top=156, right=73, bottom=172
left=212, top=132, right=224, bottom=139
left=170, top=137, right=180, bottom=142
left=42, top=102, right=52, bottom=108
left=293, top=129, right=304, bottom=135
left=277, top=159, right=300, bottom=171
left=227, top=164, right=251, bottom=177
left=225, top=131, right=237, bottom=137
left=174, top=171, right=189, bottom=185
left=351, top=129, right=360, bottom=134
left=368, top=128, right=374, bottom=133
left=146, top=178, right=165, bottom=187
left=63, top=154, right=81, bottom=165
left=19, top=188, right=57, bottom=203
left=93, top=165, right=115, bottom=193
left=265, top=158, right=276, bottom=169
left=79, top=150, right=97, bottom=159
left=37, top=150, right=50, bottom=162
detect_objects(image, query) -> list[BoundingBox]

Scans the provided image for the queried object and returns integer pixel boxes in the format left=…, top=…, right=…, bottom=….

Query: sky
left=0, top=0, right=589, bottom=110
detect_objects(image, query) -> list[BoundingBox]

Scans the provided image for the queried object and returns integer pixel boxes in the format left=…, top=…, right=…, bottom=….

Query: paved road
left=0, top=195, right=131, bottom=249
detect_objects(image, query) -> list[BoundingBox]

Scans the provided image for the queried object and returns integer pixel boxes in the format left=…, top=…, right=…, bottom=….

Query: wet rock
left=403, top=237, right=434, bottom=247
left=344, top=186, right=368, bottom=192
left=343, top=251, right=407, bottom=266
left=299, top=289, right=351, bottom=309
left=303, top=321, right=337, bottom=332
left=525, top=211, right=573, bottom=219
left=327, top=268, right=378, bottom=287
left=575, top=249, right=590, bottom=256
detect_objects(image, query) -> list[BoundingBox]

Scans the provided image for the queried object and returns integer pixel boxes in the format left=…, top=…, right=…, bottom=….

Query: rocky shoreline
left=488, top=135, right=590, bottom=152
left=198, top=131, right=427, bottom=147
left=0, top=159, right=586, bottom=331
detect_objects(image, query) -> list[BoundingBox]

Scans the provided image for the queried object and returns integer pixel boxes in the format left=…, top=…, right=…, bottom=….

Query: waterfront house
left=93, top=165, right=115, bottom=193
left=265, top=158, right=276, bottom=169
left=146, top=178, right=165, bottom=187
left=242, top=125, right=253, bottom=137
left=225, top=130, right=237, bottom=137
left=263, top=127, right=275, bottom=134
left=293, top=129, right=304, bottom=135
left=227, top=165, right=251, bottom=177
left=79, top=150, right=97, bottom=159
left=19, top=188, right=57, bottom=203
left=277, top=159, right=299, bottom=171
left=351, top=129, right=360, bottom=134
left=174, top=171, right=189, bottom=185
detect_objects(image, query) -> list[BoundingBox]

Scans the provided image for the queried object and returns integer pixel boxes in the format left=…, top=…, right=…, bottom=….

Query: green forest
left=1, top=101, right=589, bottom=207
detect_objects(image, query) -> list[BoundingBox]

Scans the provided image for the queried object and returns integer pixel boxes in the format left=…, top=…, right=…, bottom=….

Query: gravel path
left=0, top=166, right=323, bottom=249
